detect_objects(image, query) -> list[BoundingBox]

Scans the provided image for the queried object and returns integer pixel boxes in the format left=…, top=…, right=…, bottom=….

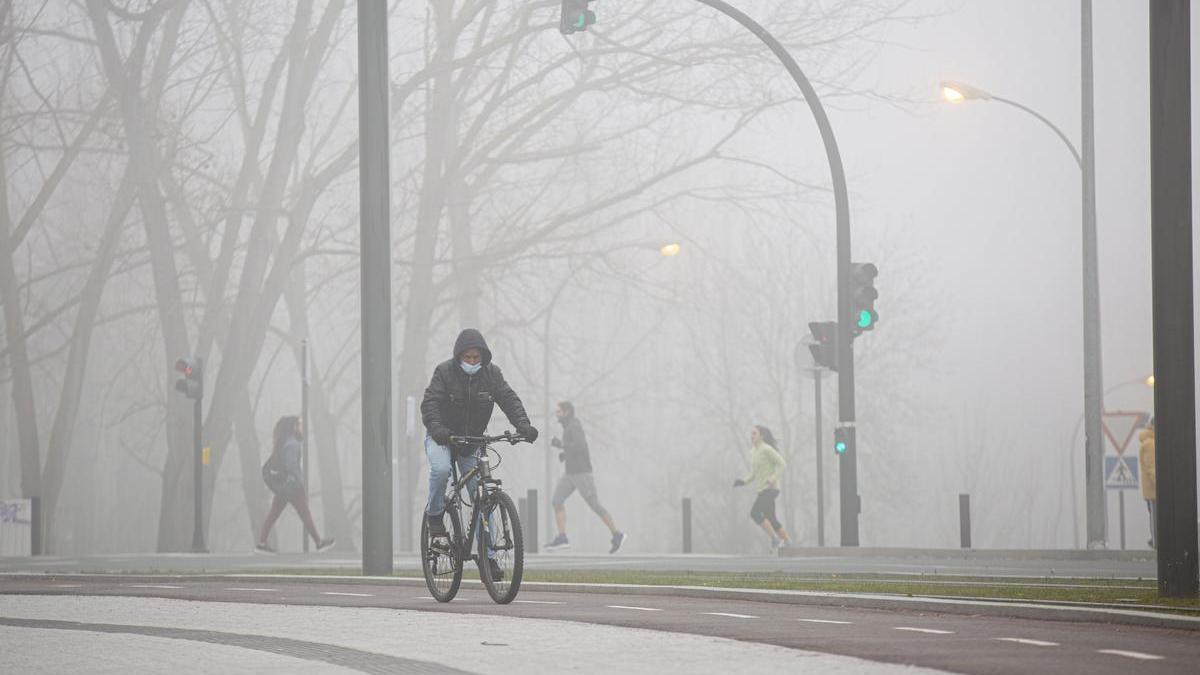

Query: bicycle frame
left=443, top=445, right=506, bottom=563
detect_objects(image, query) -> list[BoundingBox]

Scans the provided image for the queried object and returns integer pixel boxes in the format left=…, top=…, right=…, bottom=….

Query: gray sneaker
left=545, top=534, right=570, bottom=551
left=609, top=531, right=626, bottom=554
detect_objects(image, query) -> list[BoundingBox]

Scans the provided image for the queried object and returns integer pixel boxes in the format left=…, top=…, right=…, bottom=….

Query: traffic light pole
left=190, top=359, right=206, bottom=553
left=814, top=367, right=825, bottom=547
left=691, top=0, right=858, bottom=546
left=358, top=0, right=393, bottom=576
left=1149, top=0, right=1198, bottom=599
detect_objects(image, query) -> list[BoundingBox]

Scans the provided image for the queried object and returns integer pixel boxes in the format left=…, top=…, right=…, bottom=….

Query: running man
left=545, top=401, right=626, bottom=553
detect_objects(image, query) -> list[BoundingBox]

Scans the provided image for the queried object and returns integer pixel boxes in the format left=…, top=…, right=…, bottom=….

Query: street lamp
left=940, top=73, right=1104, bottom=548
left=659, top=242, right=682, bottom=258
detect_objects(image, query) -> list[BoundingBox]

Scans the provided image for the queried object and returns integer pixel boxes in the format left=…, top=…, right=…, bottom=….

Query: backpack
left=262, top=453, right=299, bottom=496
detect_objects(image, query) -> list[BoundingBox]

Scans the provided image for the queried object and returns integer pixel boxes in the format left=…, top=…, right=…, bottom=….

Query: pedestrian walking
left=1138, top=418, right=1156, bottom=549
left=257, top=416, right=334, bottom=553
left=421, top=328, right=538, bottom=581
left=545, top=401, right=626, bottom=553
left=733, top=425, right=791, bottom=550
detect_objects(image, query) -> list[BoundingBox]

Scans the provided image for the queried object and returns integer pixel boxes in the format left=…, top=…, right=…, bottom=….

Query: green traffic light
left=857, top=310, right=873, bottom=329
left=574, top=13, right=587, bottom=28
left=835, top=441, right=847, bottom=454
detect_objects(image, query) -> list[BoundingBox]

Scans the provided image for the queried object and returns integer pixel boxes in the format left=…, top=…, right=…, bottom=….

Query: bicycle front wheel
left=421, top=507, right=463, bottom=602
left=478, top=490, right=523, bottom=604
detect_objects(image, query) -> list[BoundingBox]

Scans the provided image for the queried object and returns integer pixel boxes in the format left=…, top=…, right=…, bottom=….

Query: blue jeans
left=424, top=436, right=497, bottom=560
left=424, top=436, right=478, bottom=517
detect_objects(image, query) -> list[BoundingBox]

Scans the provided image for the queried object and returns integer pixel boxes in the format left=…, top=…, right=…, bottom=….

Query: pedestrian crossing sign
left=1104, top=456, right=1138, bottom=489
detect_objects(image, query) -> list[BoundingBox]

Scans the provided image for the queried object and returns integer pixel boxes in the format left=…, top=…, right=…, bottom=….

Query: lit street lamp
left=941, top=58, right=1105, bottom=551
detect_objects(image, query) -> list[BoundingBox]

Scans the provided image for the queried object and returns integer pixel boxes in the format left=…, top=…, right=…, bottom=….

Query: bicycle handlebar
left=449, top=431, right=528, bottom=446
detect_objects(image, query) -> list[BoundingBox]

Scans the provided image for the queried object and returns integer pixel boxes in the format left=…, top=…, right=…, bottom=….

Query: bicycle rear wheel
left=478, top=490, right=523, bottom=604
left=421, top=507, right=463, bottom=602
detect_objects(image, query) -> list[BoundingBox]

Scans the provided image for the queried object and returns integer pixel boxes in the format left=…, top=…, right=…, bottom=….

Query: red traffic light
left=175, top=359, right=193, bottom=376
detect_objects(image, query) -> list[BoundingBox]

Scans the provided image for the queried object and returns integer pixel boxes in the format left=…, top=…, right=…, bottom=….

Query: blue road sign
left=1104, top=456, right=1139, bottom=490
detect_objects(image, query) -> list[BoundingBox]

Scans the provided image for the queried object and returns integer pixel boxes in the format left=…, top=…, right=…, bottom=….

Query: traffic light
left=559, top=0, right=596, bottom=34
left=850, top=262, right=879, bottom=334
left=174, top=357, right=203, bottom=400
left=808, top=321, right=838, bottom=371
left=834, top=427, right=851, bottom=455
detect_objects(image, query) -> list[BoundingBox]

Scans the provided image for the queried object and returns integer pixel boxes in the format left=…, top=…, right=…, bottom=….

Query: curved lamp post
left=941, top=72, right=1106, bottom=550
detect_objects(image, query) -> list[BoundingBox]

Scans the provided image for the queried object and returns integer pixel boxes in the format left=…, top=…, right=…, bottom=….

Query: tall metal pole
left=358, top=0, right=392, bottom=576
left=543, top=321, right=553, bottom=545
left=301, top=339, right=309, bottom=552
left=1080, top=0, right=1106, bottom=550
left=190, top=357, right=205, bottom=553
left=813, top=368, right=825, bottom=547
left=1149, top=0, right=1198, bottom=599
left=693, top=0, right=857, bottom=545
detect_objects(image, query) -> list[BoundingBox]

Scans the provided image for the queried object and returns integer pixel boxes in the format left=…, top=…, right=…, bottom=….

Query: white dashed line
left=606, top=605, right=662, bottom=612
left=321, top=591, right=375, bottom=597
left=1097, top=649, right=1164, bottom=661
left=894, top=627, right=955, bottom=635
left=995, top=638, right=1059, bottom=647
left=126, top=584, right=184, bottom=589
left=703, top=612, right=758, bottom=619
left=224, top=587, right=278, bottom=593
left=513, top=600, right=564, bottom=605
left=799, top=619, right=853, bottom=625
left=52, top=584, right=82, bottom=588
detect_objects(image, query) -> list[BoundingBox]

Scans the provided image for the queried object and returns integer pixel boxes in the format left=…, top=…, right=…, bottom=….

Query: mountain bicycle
left=420, top=431, right=527, bottom=604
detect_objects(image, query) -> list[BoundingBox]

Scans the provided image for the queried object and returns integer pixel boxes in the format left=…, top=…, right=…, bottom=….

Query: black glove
left=431, top=426, right=453, bottom=446
left=558, top=452, right=565, bottom=462
left=733, top=478, right=746, bottom=488
left=551, top=437, right=563, bottom=449
left=517, top=423, right=539, bottom=443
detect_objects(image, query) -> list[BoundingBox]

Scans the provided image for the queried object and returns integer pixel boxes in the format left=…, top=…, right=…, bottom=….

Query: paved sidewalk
left=0, top=595, right=946, bottom=674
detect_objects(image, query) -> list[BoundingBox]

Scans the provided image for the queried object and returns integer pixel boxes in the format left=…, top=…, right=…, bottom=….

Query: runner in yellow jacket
left=733, top=425, right=792, bottom=550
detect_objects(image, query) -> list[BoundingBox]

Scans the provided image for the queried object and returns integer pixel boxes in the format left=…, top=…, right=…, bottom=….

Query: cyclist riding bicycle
left=421, top=329, right=538, bottom=578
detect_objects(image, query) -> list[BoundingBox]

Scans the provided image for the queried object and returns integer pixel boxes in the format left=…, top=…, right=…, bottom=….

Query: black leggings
left=750, top=488, right=782, bottom=530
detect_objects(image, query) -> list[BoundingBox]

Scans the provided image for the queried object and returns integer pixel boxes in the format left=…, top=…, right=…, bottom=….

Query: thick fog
left=1, top=0, right=1197, bottom=556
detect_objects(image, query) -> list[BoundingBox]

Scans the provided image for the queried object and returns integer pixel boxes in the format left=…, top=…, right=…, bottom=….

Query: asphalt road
left=2, top=574, right=1195, bottom=674
left=0, top=550, right=1158, bottom=578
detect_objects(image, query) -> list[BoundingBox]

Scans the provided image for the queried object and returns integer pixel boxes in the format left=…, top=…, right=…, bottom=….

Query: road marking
left=1097, top=649, right=1164, bottom=661
left=52, top=584, right=82, bottom=588
left=995, top=638, right=1058, bottom=647
left=606, top=605, right=662, bottom=612
left=409, top=596, right=435, bottom=601
left=127, top=584, right=184, bottom=589
left=513, top=600, right=563, bottom=605
left=703, top=612, right=758, bottom=619
left=224, top=587, right=278, bottom=593
left=799, top=619, right=852, bottom=625
left=321, top=591, right=375, bottom=597
left=894, top=627, right=955, bottom=635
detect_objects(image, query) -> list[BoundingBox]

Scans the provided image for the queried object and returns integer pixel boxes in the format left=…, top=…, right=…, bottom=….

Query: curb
left=6, top=573, right=1195, bottom=632
left=775, top=546, right=1155, bottom=563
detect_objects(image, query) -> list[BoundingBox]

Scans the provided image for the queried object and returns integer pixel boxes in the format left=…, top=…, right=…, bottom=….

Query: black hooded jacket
left=421, top=329, right=530, bottom=446
left=558, top=414, right=592, bottom=474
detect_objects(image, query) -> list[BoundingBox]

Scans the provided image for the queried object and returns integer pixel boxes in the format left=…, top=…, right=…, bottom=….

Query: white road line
left=1097, top=649, right=1164, bottom=661
left=606, top=605, right=662, bottom=612
left=513, top=600, right=564, bottom=605
left=798, top=619, right=852, bottom=625
left=703, top=612, right=758, bottom=619
left=52, top=584, right=82, bottom=588
left=126, top=584, right=184, bottom=589
left=995, top=638, right=1059, bottom=647
left=224, top=587, right=278, bottom=593
left=894, top=627, right=955, bottom=635
left=321, top=591, right=375, bottom=597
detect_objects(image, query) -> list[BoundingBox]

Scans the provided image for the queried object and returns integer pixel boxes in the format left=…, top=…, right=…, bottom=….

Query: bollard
left=31, top=496, right=42, bottom=556
left=526, top=488, right=538, bottom=554
left=959, top=494, right=971, bottom=549
left=682, top=497, right=692, bottom=553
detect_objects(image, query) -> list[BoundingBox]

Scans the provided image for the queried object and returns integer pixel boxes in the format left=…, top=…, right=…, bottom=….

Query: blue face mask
left=460, top=361, right=482, bottom=375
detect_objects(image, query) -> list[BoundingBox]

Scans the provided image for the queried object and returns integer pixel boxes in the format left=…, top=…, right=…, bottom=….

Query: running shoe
left=254, top=541, right=276, bottom=554
left=316, top=537, right=336, bottom=552
left=545, top=533, right=570, bottom=551
left=609, top=530, right=626, bottom=554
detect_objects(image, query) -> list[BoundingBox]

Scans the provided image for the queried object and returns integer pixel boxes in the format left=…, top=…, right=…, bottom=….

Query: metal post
left=190, top=368, right=206, bottom=553
left=958, top=494, right=971, bottom=549
left=358, top=0, right=392, bottom=576
left=301, top=340, right=309, bottom=553
left=543, top=327, right=553, bottom=545
left=1080, top=0, right=1107, bottom=550
left=525, top=488, right=538, bottom=554
left=30, top=495, right=41, bottom=556
left=814, top=369, right=825, bottom=547
left=1118, top=491, right=1126, bottom=551
left=682, top=497, right=693, bottom=554
left=692, top=0, right=857, bottom=546
left=1150, top=0, right=1199, bottom=599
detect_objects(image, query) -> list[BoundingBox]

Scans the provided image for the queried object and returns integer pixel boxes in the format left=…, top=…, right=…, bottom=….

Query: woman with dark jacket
left=256, top=416, right=334, bottom=553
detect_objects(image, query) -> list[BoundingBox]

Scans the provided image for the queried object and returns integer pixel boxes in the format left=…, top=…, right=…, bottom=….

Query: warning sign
left=1105, top=456, right=1139, bottom=489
